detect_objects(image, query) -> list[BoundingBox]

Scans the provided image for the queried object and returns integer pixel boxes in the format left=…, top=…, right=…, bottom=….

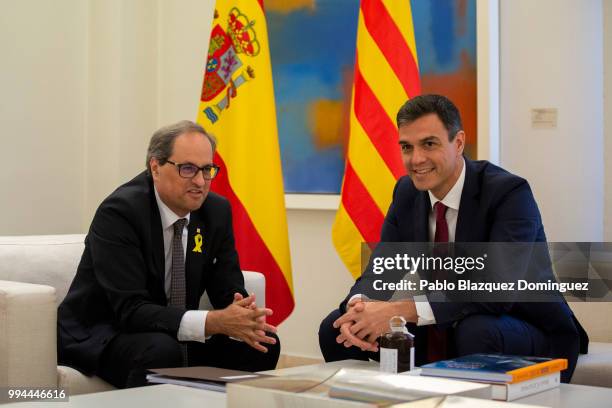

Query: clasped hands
left=206, top=292, right=277, bottom=353
left=333, top=298, right=417, bottom=352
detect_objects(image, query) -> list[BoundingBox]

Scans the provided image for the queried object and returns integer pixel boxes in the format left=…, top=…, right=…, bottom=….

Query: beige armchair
left=0, top=234, right=266, bottom=395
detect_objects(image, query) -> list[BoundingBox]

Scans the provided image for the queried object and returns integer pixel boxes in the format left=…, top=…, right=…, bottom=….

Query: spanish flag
left=196, top=0, right=293, bottom=325
left=332, top=0, right=421, bottom=279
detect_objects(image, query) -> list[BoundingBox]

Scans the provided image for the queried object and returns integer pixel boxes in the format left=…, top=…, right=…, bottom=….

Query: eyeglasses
left=165, top=160, right=220, bottom=180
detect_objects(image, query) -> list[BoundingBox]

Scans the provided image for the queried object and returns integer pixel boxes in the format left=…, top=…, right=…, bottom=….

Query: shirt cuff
left=348, top=294, right=362, bottom=305
left=177, top=310, right=208, bottom=343
left=414, top=295, right=436, bottom=326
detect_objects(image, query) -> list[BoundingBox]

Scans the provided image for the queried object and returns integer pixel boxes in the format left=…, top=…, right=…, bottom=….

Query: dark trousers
left=319, top=308, right=549, bottom=367
left=97, top=331, right=280, bottom=388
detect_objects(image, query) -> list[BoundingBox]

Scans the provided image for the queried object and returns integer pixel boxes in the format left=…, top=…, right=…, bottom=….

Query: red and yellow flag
left=332, top=0, right=421, bottom=279
left=196, top=0, right=293, bottom=324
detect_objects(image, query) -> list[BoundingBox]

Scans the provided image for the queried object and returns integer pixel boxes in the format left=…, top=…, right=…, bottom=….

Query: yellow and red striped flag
left=332, top=0, right=421, bottom=279
left=196, top=0, right=293, bottom=324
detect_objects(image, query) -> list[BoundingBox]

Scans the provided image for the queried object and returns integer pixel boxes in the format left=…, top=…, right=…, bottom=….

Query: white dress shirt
left=414, top=157, right=466, bottom=325
left=155, top=188, right=208, bottom=343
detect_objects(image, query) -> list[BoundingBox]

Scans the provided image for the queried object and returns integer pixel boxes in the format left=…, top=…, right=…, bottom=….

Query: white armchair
left=0, top=234, right=265, bottom=395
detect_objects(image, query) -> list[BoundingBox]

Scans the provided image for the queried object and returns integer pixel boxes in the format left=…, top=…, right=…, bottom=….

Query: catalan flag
left=332, top=0, right=421, bottom=279
left=196, top=0, right=293, bottom=325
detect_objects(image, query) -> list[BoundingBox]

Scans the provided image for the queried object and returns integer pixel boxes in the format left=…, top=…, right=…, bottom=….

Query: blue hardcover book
left=420, top=354, right=567, bottom=383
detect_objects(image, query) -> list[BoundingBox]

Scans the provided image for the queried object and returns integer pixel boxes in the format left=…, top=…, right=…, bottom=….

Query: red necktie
left=434, top=202, right=449, bottom=243
left=428, top=201, right=449, bottom=362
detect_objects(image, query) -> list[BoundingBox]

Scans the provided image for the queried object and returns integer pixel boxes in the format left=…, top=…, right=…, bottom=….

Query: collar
left=428, top=157, right=466, bottom=211
left=154, top=187, right=190, bottom=230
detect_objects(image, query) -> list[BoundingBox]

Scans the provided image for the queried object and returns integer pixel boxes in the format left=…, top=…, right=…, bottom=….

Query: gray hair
left=146, top=120, right=217, bottom=173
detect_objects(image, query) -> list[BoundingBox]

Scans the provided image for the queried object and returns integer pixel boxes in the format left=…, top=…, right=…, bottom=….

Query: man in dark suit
left=319, top=95, right=587, bottom=382
left=58, top=120, right=280, bottom=388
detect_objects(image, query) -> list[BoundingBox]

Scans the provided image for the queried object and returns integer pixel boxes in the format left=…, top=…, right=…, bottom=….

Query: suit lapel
left=455, top=158, right=480, bottom=242
left=413, top=192, right=431, bottom=242
left=149, top=180, right=166, bottom=287
left=185, top=212, right=206, bottom=309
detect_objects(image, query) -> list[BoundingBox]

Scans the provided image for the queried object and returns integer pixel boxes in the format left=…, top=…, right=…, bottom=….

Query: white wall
left=278, top=210, right=353, bottom=358
left=0, top=0, right=87, bottom=235
left=158, top=0, right=214, bottom=126
left=83, top=0, right=215, bottom=224
left=84, top=0, right=161, bottom=224
left=605, top=0, right=612, bottom=242
left=0, top=0, right=163, bottom=232
left=499, top=0, right=604, bottom=242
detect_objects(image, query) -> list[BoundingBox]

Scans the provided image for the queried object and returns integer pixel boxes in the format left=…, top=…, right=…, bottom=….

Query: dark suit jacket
left=342, top=158, right=588, bottom=381
left=57, top=171, right=247, bottom=374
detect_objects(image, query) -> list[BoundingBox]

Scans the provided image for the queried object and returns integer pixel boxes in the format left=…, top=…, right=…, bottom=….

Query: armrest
left=242, top=271, right=266, bottom=307
left=0, top=280, right=58, bottom=388
left=199, top=271, right=266, bottom=310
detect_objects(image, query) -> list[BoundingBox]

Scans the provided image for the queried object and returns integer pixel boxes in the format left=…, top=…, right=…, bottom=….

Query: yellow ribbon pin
left=193, top=228, right=203, bottom=253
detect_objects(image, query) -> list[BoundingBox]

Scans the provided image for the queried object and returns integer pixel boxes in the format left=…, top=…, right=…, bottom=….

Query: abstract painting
left=266, top=0, right=477, bottom=194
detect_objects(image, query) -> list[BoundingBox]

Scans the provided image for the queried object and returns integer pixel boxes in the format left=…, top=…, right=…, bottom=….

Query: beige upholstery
left=572, top=342, right=612, bottom=387
left=568, top=301, right=612, bottom=387
left=57, top=366, right=115, bottom=395
left=0, top=234, right=85, bottom=306
left=0, top=234, right=266, bottom=395
left=0, top=280, right=57, bottom=388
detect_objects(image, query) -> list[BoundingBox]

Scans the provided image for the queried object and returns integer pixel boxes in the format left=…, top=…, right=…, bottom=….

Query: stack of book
left=421, top=354, right=566, bottom=401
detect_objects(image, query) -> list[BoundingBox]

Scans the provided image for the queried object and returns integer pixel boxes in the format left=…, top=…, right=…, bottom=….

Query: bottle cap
left=389, top=315, right=407, bottom=332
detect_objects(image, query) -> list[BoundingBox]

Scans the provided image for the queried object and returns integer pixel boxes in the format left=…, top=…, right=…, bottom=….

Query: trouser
left=318, top=308, right=549, bottom=371
left=97, top=331, right=280, bottom=388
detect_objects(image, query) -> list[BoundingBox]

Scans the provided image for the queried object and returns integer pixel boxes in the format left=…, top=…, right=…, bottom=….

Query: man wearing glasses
left=58, top=120, right=280, bottom=388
